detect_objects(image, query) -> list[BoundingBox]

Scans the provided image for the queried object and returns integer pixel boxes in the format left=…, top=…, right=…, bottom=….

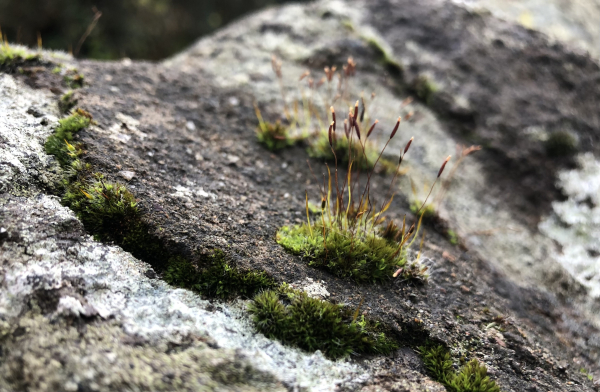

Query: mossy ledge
left=420, top=343, right=501, bottom=392
left=248, top=285, right=398, bottom=359
left=45, top=109, right=275, bottom=298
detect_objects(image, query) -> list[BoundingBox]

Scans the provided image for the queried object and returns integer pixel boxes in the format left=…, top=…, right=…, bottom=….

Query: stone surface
left=2, top=0, right=600, bottom=390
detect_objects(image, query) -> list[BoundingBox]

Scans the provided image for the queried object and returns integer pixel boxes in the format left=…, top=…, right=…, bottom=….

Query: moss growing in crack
left=420, top=344, right=500, bottom=392
left=62, top=174, right=173, bottom=267
left=414, top=75, right=439, bottom=106
left=164, top=251, right=276, bottom=299
left=44, top=109, right=92, bottom=167
left=277, top=222, right=410, bottom=283
left=58, top=91, right=77, bottom=114
left=248, top=285, right=398, bottom=359
left=366, top=38, right=403, bottom=77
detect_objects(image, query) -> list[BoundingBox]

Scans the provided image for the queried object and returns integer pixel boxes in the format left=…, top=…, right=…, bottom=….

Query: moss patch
left=277, top=220, right=415, bottom=283
left=248, top=286, right=398, bottom=359
left=0, top=43, right=40, bottom=67
left=256, top=121, right=296, bottom=151
left=44, top=109, right=92, bottom=167
left=420, top=344, right=500, bottom=392
left=164, top=251, right=276, bottom=299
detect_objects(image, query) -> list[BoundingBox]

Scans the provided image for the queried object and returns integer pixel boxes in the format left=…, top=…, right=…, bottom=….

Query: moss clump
left=58, top=91, right=77, bottom=113
left=248, top=286, right=398, bottom=359
left=256, top=121, right=296, bottom=151
left=308, top=130, right=381, bottom=170
left=62, top=174, right=173, bottom=267
left=420, top=344, right=500, bottom=392
left=64, top=72, right=85, bottom=89
left=545, top=130, right=577, bottom=157
left=164, top=251, right=276, bottom=299
left=277, top=221, right=409, bottom=283
left=44, top=109, right=92, bottom=167
left=0, top=43, right=40, bottom=67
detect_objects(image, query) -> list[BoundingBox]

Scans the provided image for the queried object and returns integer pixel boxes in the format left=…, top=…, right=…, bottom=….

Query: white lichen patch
left=0, top=74, right=60, bottom=194
left=289, top=277, right=331, bottom=299
left=540, top=152, right=600, bottom=298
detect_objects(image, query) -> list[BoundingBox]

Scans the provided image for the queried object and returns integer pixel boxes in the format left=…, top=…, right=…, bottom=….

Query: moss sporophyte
left=276, top=99, right=452, bottom=283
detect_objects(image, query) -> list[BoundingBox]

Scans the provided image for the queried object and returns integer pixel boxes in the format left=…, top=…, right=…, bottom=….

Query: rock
left=118, top=170, right=135, bottom=181
left=2, top=0, right=600, bottom=390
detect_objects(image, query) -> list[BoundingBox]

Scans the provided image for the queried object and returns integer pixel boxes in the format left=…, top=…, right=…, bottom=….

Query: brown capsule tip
left=353, top=101, right=359, bottom=120
left=328, top=124, right=334, bottom=147
left=366, top=120, right=379, bottom=139
left=321, top=198, right=326, bottom=209
left=403, top=136, right=414, bottom=154
left=390, top=117, right=401, bottom=139
left=437, top=155, right=451, bottom=178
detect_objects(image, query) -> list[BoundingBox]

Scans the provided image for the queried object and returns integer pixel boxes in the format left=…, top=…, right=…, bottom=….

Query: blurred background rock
left=0, top=0, right=310, bottom=60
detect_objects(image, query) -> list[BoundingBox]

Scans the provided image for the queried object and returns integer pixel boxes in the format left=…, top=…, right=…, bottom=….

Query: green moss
left=420, top=344, right=500, bottom=392
left=277, top=221, right=411, bottom=283
left=256, top=121, right=295, bottom=151
left=164, top=251, right=276, bottom=299
left=62, top=174, right=174, bottom=267
left=307, top=130, right=382, bottom=170
left=410, top=201, right=436, bottom=221
left=0, top=43, right=40, bottom=66
left=414, top=75, right=438, bottom=106
left=58, top=91, right=77, bottom=114
left=447, top=229, right=459, bottom=246
left=64, top=72, right=85, bottom=89
left=248, top=286, right=398, bottom=359
left=44, top=109, right=92, bottom=167
left=545, top=130, right=577, bottom=157
left=366, top=38, right=403, bottom=76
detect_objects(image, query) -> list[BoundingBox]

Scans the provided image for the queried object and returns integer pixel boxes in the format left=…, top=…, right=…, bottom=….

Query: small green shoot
left=248, top=285, right=398, bottom=359
left=447, top=229, right=459, bottom=246
left=420, top=344, right=500, bottom=392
